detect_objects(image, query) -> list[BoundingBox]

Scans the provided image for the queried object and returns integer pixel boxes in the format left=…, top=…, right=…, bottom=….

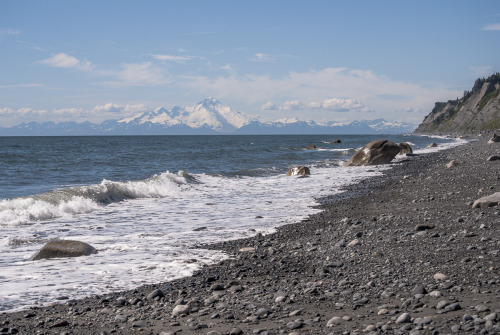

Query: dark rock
left=415, top=224, right=434, bottom=231
left=488, top=134, right=500, bottom=143
left=398, top=142, right=413, bottom=155
left=305, top=144, right=316, bottom=150
left=29, top=240, right=97, bottom=261
left=287, top=166, right=311, bottom=176
left=147, top=289, right=164, bottom=300
left=49, top=320, right=69, bottom=328
left=345, top=140, right=400, bottom=166
left=330, top=139, right=341, bottom=144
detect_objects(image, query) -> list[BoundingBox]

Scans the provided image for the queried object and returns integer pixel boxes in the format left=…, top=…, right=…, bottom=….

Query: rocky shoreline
left=1, top=136, right=499, bottom=335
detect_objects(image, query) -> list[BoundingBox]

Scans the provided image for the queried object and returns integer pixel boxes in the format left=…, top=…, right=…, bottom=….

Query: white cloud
left=39, top=53, right=93, bottom=71
left=0, top=103, right=150, bottom=126
left=0, top=29, right=20, bottom=36
left=280, top=100, right=303, bottom=110
left=103, top=62, right=167, bottom=86
left=250, top=53, right=274, bottom=62
left=319, top=98, right=366, bottom=112
left=152, top=54, right=193, bottom=62
left=0, top=83, right=46, bottom=88
left=261, top=98, right=367, bottom=113
left=185, top=67, right=461, bottom=121
left=482, top=23, right=500, bottom=31
left=261, top=101, right=277, bottom=110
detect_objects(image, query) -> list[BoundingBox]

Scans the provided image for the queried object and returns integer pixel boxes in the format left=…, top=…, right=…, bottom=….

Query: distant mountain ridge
left=415, top=73, right=500, bottom=134
left=0, top=98, right=416, bottom=135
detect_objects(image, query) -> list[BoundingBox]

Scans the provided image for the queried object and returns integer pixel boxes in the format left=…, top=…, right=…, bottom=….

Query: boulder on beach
left=487, top=134, right=500, bottom=143
left=29, top=240, right=98, bottom=261
left=427, top=142, right=438, bottom=148
left=305, top=144, right=316, bottom=150
left=398, top=142, right=413, bottom=155
left=445, top=160, right=459, bottom=168
left=287, top=166, right=311, bottom=176
left=344, top=140, right=400, bottom=167
left=487, top=155, right=500, bottom=161
left=472, top=192, right=500, bottom=208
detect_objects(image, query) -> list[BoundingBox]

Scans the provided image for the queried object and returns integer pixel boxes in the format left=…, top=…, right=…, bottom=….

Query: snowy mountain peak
left=117, top=99, right=254, bottom=133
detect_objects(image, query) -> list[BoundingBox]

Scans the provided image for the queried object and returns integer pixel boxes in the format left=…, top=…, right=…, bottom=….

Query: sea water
left=0, top=134, right=465, bottom=312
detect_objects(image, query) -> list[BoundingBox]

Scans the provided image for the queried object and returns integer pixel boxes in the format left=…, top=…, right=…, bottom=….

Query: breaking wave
left=0, top=171, right=191, bottom=226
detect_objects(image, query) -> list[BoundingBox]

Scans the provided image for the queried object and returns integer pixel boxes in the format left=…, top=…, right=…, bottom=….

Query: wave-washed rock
left=287, top=166, right=310, bottom=176
left=29, top=240, right=97, bottom=261
left=344, top=139, right=399, bottom=166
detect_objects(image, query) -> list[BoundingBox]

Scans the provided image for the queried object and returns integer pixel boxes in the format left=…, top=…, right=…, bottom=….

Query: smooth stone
left=132, top=320, right=147, bottom=328
left=433, top=273, right=448, bottom=280
left=286, top=320, right=303, bottom=329
left=147, top=289, right=164, bottom=300
left=472, top=192, right=500, bottom=208
left=239, top=247, right=256, bottom=252
left=29, top=240, right=97, bottom=261
left=172, top=304, right=190, bottom=316
left=396, top=312, right=411, bottom=324
left=326, top=316, right=342, bottom=327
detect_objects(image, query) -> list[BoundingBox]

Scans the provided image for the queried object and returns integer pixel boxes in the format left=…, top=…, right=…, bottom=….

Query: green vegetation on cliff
left=415, top=73, right=500, bottom=134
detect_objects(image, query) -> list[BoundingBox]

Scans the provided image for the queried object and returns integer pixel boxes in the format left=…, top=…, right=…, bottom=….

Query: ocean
left=0, top=134, right=465, bottom=312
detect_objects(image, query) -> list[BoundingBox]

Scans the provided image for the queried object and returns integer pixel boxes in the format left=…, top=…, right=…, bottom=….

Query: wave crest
left=0, top=171, right=191, bottom=226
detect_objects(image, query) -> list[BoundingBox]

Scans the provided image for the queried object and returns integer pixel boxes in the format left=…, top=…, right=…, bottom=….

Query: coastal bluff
left=415, top=73, right=500, bottom=134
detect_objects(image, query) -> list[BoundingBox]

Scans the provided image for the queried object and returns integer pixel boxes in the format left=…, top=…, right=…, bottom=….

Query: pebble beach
left=1, top=135, right=499, bottom=335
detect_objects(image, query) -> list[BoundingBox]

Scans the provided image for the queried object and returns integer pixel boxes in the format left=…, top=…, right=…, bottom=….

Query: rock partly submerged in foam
left=344, top=139, right=400, bottom=167
left=397, top=142, right=413, bottom=155
left=286, top=166, right=311, bottom=176
left=29, top=240, right=98, bottom=261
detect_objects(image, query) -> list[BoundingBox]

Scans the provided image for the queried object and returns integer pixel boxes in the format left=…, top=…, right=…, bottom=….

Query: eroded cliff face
left=415, top=73, right=500, bottom=134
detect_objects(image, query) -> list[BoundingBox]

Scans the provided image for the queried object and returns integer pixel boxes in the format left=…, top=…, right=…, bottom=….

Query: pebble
left=172, top=304, right=190, bottom=316
left=433, top=273, right=448, bottom=280
left=396, top=312, right=412, bottom=324
left=286, top=320, right=303, bottom=329
left=147, top=288, right=164, bottom=300
left=326, top=316, right=342, bottom=327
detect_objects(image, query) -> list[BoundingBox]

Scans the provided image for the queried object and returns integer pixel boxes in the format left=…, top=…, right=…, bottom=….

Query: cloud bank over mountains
left=0, top=98, right=416, bottom=136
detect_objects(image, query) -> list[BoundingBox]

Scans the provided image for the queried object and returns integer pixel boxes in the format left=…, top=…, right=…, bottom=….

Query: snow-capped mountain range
left=0, top=98, right=416, bottom=135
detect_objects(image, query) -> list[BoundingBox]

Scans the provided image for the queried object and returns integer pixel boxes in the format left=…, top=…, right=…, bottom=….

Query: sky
left=1, top=0, right=499, bottom=127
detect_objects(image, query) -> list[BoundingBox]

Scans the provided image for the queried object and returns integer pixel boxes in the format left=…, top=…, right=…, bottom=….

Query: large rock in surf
left=398, top=142, right=413, bottom=155
left=472, top=192, right=500, bottom=208
left=287, top=166, right=311, bottom=176
left=344, top=140, right=400, bottom=167
left=29, top=240, right=98, bottom=261
left=305, top=144, right=317, bottom=150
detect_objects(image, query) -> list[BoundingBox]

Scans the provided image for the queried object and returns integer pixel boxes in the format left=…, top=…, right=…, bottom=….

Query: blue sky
left=1, top=0, right=499, bottom=127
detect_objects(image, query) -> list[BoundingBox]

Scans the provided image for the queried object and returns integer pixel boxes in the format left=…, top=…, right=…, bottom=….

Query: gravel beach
left=1, top=135, right=499, bottom=335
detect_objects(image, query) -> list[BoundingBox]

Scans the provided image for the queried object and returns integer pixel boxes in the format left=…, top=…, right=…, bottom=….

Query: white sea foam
left=0, top=136, right=468, bottom=312
left=0, top=163, right=387, bottom=312
left=0, top=171, right=188, bottom=226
